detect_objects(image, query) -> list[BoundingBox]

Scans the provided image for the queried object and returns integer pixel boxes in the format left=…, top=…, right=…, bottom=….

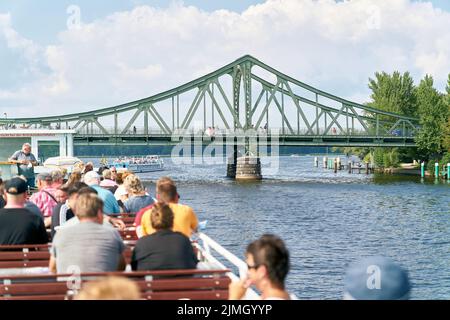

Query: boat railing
left=195, top=232, right=260, bottom=300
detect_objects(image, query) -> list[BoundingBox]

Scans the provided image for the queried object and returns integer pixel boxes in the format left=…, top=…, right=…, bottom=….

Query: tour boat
left=112, top=155, right=164, bottom=173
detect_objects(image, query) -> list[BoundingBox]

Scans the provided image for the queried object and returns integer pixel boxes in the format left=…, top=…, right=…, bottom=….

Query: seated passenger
left=3, top=177, right=45, bottom=218
left=123, top=174, right=154, bottom=213
left=66, top=171, right=82, bottom=186
left=29, top=172, right=58, bottom=227
left=140, top=183, right=198, bottom=238
left=100, top=169, right=118, bottom=193
left=0, top=177, right=48, bottom=245
left=131, top=202, right=198, bottom=271
left=55, top=184, right=69, bottom=204
left=228, top=234, right=297, bottom=300
left=57, top=187, right=125, bottom=231
left=75, top=276, right=141, bottom=300
left=83, top=171, right=120, bottom=215
left=134, top=177, right=175, bottom=237
left=50, top=182, right=88, bottom=239
left=113, top=171, right=133, bottom=210
left=49, top=193, right=126, bottom=273
left=51, top=169, right=65, bottom=189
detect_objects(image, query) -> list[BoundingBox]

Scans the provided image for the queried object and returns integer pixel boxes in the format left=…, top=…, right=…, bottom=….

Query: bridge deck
left=74, top=133, right=416, bottom=147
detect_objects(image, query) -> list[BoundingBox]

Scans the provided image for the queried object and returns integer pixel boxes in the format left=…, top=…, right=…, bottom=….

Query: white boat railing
left=195, top=232, right=260, bottom=300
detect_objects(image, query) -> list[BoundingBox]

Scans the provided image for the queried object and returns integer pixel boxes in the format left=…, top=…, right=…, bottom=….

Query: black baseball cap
left=5, top=177, right=28, bottom=195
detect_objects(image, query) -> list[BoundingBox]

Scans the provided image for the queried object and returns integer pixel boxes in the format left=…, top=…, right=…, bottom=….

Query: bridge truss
left=0, top=55, right=419, bottom=147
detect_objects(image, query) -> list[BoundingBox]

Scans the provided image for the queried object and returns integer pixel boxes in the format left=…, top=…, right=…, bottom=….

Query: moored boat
left=113, top=155, right=164, bottom=173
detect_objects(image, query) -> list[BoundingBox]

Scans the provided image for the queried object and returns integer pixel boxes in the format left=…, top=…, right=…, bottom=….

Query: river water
left=90, top=155, right=449, bottom=300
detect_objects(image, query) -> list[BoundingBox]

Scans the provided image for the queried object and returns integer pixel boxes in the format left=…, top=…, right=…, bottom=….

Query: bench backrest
left=119, top=229, right=139, bottom=241
left=0, top=244, right=134, bottom=267
left=0, top=245, right=51, bottom=268
left=0, top=270, right=230, bottom=300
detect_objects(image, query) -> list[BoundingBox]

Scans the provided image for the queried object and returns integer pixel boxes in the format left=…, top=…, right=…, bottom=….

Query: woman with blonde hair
left=113, top=170, right=133, bottom=211
left=73, top=162, right=85, bottom=174
left=75, top=276, right=141, bottom=300
left=66, top=171, right=82, bottom=187
left=123, top=174, right=154, bottom=213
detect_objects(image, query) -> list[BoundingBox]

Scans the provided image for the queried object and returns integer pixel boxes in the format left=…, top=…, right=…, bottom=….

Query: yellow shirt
left=141, top=203, right=199, bottom=238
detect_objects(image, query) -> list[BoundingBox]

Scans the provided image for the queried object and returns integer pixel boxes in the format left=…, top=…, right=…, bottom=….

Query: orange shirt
left=141, top=203, right=199, bottom=238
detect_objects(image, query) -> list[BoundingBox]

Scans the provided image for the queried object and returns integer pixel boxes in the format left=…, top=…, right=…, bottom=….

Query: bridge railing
left=73, top=126, right=415, bottom=138
left=0, top=123, right=415, bottom=138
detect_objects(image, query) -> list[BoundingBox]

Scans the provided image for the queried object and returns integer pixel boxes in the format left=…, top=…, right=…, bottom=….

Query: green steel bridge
left=0, top=55, right=419, bottom=148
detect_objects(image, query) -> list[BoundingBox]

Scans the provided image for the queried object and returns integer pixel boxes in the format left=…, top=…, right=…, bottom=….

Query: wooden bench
left=0, top=245, right=51, bottom=269
left=119, top=228, right=139, bottom=241
left=0, top=269, right=231, bottom=300
left=0, top=244, right=135, bottom=268
left=120, top=217, right=136, bottom=227
left=109, top=214, right=137, bottom=228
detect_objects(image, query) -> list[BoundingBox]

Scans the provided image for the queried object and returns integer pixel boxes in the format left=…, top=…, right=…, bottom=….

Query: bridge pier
left=226, top=160, right=237, bottom=179
left=226, top=144, right=261, bottom=181
left=235, top=156, right=262, bottom=181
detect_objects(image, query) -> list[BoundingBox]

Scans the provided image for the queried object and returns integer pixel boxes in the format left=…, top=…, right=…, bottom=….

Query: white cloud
left=0, top=0, right=449, bottom=120
left=0, top=13, right=44, bottom=77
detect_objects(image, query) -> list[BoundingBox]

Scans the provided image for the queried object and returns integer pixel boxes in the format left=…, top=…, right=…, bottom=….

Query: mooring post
left=334, top=158, right=337, bottom=173
left=366, top=162, right=369, bottom=175
left=314, top=157, right=318, bottom=167
left=435, top=162, right=439, bottom=178
left=447, top=163, right=450, bottom=180
left=421, top=162, right=425, bottom=178
left=323, top=157, right=327, bottom=169
left=348, top=161, right=352, bottom=174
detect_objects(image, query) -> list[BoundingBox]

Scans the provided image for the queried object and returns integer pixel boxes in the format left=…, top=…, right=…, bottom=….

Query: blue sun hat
left=344, top=256, right=411, bottom=300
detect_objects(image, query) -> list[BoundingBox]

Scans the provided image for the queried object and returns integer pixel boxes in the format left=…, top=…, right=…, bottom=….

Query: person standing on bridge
left=9, top=143, right=38, bottom=188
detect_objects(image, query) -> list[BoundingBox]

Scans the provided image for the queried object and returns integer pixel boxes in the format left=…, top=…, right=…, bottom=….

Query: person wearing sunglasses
left=229, top=234, right=296, bottom=300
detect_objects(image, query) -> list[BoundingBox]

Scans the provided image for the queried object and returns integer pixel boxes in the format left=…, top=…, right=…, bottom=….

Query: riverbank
left=377, top=163, right=449, bottom=178
left=376, top=163, right=421, bottom=176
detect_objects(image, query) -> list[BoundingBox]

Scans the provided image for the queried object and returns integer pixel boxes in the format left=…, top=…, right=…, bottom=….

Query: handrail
left=196, top=232, right=260, bottom=300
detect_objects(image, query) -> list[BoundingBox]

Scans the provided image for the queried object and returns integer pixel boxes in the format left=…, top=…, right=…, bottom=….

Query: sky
left=1, top=0, right=450, bottom=119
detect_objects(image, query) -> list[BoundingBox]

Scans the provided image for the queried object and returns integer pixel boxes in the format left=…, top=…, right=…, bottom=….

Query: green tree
left=373, top=148, right=385, bottom=167
left=368, top=71, right=417, bottom=118
left=443, top=74, right=450, bottom=153
left=366, top=71, right=417, bottom=166
left=415, top=75, right=448, bottom=159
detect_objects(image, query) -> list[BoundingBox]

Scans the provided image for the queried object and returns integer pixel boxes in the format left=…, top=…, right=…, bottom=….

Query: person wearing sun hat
left=0, top=177, right=48, bottom=245
left=344, top=256, right=411, bottom=300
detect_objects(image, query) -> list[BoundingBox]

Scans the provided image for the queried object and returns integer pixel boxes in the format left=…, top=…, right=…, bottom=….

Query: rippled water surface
left=92, top=155, right=450, bottom=299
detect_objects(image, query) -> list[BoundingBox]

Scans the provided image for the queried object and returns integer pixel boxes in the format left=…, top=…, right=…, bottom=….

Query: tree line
left=342, top=72, right=450, bottom=175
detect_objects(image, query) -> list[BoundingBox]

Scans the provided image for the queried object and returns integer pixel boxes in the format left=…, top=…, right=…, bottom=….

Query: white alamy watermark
left=170, top=128, right=280, bottom=175
left=65, top=265, right=82, bottom=296
left=366, top=5, right=381, bottom=30
left=366, top=264, right=381, bottom=290
left=67, top=5, right=82, bottom=30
